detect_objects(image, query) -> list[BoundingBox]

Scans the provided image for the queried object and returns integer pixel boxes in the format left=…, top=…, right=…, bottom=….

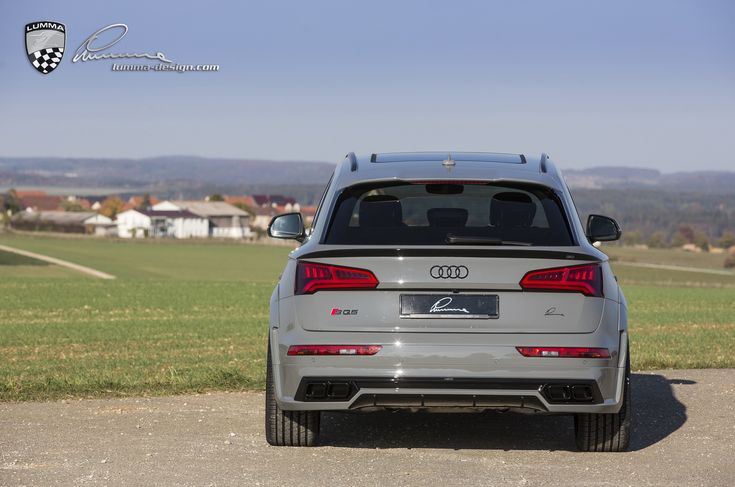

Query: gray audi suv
left=265, top=152, right=630, bottom=451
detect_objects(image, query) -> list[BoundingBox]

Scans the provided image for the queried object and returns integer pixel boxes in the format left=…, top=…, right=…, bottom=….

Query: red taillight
left=519, top=263, right=603, bottom=297
left=516, top=347, right=610, bottom=358
left=287, top=345, right=382, bottom=356
left=295, top=261, right=378, bottom=295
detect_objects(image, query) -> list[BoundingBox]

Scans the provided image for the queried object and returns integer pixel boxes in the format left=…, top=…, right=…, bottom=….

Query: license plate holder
left=400, top=294, right=499, bottom=319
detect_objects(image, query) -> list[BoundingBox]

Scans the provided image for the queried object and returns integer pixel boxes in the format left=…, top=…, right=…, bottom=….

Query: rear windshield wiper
left=445, top=234, right=533, bottom=246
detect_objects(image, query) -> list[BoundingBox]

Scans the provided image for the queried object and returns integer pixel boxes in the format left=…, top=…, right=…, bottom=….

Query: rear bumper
left=296, top=377, right=603, bottom=410
left=270, top=328, right=627, bottom=414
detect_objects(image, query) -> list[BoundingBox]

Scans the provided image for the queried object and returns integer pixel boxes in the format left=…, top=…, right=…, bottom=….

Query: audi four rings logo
left=429, top=265, right=469, bottom=279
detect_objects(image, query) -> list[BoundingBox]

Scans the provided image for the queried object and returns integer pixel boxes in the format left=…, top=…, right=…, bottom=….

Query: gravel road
left=1, top=369, right=733, bottom=486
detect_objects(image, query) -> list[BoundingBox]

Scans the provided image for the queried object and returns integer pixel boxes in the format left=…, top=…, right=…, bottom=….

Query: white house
left=153, top=200, right=252, bottom=239
left=116, top=209, right=209, bottom=239
left=83, top=214, right=117, bottom=236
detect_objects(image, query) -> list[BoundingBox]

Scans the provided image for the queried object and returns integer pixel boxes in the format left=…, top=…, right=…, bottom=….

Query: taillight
left=295, top=261, right=379, bottom=295
left=516, top=347, right=610, bottom=358
left=287, top=345, right=382, bottom=356
left=519, top=263, right=603, bottom=297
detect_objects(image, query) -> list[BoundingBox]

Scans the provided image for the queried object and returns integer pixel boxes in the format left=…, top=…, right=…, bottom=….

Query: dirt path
left=0, top=244, right=115, bottom=279
left=1, top=369, right=733, bottom=486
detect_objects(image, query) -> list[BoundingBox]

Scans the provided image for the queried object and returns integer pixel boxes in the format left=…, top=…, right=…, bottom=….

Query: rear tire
left=574, top=345, right=631, bottom=452
left=264, top=339, right=320, bottom=446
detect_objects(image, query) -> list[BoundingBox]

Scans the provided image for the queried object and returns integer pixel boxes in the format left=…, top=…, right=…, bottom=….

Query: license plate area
left=400, top=294, right=499, bottom=319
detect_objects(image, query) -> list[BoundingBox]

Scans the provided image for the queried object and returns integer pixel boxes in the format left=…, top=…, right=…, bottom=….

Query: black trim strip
left=349, top=394, right=547, bottom=411
left=298, top=248, right=600, bottom=261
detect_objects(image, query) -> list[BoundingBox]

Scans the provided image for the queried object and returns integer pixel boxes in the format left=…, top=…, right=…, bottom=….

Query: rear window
left=323, top=182, right=574, bottom=246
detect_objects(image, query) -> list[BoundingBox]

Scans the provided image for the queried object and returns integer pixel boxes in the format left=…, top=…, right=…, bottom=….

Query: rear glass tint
left=323, top=182, right=574, bottom=246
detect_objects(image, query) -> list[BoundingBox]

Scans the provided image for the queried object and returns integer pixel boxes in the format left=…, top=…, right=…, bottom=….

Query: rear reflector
left=287, top=345, right=383, bottom=356
left=295, top=261, right=378, bottom=295
left=516, top=347, right=610, bottom=358
left=519, top=263, right=603, bottom=297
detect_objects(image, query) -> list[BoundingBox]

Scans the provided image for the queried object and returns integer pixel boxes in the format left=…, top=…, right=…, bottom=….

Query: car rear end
left=266, top=153, right=629, bottom=450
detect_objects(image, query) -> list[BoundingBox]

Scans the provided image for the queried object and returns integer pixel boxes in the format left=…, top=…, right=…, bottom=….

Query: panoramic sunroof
left=371, top=152, right=525, bottom=164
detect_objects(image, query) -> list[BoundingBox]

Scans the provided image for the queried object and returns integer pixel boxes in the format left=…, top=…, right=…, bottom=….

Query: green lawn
left=0, top=234, right=292, bottom=280
left=1, top=233, right=733, bottom=401
left=1, top=278, right=273, bottom=401
left=0, top=248, right=79, bottom=279
left=611, top=263, right=735, bottom=288
left=0, top=234, right=290, bottom=401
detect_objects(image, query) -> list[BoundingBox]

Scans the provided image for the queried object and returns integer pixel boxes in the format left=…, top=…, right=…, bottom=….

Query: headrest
left=490, top=192, right=536, bottom=228
left=359, top=195, right=403, bottom=227
left=426, top=208, right=468, bottom=227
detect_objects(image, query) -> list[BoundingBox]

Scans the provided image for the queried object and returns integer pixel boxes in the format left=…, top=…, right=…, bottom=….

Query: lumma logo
left=25, top=21, right=66, bottom=74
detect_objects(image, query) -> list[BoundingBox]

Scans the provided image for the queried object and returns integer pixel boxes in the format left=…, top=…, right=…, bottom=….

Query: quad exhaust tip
left=305, top=381, right=352, bottom=400
left=543, top=384, right=594, bottom=403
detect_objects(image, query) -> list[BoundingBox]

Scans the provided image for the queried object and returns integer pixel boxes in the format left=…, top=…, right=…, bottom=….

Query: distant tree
left=207, top=194, right=224, bottom=202
left=2, top=189, right=21, bottom=214
left=61, top=199, right=85, bottom=212
left=252, top=227, right=267, bottom=240
left=717, top=231, right=735, bottom=249
left=99, top=196, right=125, bottom=218
left=670, top=232, right=687, bottom=248
left=676, top=225, right=695, bottom=243
left=137, top=193, right=152, bottom=210
left=647, top=231, right=667, bottom=248
left=693, top=231, right=710, bottom=251
left=622, top=230, right=642, bottom=246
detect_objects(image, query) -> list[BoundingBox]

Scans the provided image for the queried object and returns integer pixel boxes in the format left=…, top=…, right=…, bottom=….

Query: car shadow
left=319, top=373, right=688, bottom=451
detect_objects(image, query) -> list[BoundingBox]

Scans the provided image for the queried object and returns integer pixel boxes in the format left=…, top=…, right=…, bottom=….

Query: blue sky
left=1, top=1, right=733, bottom=170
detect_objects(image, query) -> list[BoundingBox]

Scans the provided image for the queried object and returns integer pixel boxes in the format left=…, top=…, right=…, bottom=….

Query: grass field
left=1, top=233, right=733, bottom=402
left=603, top=245, right=731, bottom=270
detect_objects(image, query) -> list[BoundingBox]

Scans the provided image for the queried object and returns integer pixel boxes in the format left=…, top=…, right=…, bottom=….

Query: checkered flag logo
left=28, top=47, right=64, bottom=74
left=25, top=21, right=66, bottom=75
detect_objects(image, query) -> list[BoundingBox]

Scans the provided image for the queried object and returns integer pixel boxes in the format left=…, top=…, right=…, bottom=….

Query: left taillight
left=287, top=345, right=382, bottom=356
left=519, top=263, right=603, bottom=297
left=295, top=261, right=379, bottom=295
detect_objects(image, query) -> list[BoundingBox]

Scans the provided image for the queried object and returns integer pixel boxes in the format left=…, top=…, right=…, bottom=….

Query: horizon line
left=1, top=154, right=733, bottom=175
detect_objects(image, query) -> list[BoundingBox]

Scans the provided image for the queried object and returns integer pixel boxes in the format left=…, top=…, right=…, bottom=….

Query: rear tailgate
left=294, top=252, right=605, bottom=334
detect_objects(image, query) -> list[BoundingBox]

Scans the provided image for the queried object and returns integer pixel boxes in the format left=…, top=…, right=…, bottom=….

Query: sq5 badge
left=25, top=21, right=66, bottom=74
left=330, top=308, right=358, bottom=316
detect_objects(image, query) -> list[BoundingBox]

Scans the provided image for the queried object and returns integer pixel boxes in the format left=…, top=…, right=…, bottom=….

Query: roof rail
left=539, top=153, right=549, bottom=173
left=346, top=152, right=358, bottom=172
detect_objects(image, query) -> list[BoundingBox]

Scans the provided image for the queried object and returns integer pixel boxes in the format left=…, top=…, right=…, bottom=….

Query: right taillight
left=516, top=347, right=610, bottom=358
left=519, top=263, right=603, bottom=297
left=295, top=261, right=379, bottom=295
